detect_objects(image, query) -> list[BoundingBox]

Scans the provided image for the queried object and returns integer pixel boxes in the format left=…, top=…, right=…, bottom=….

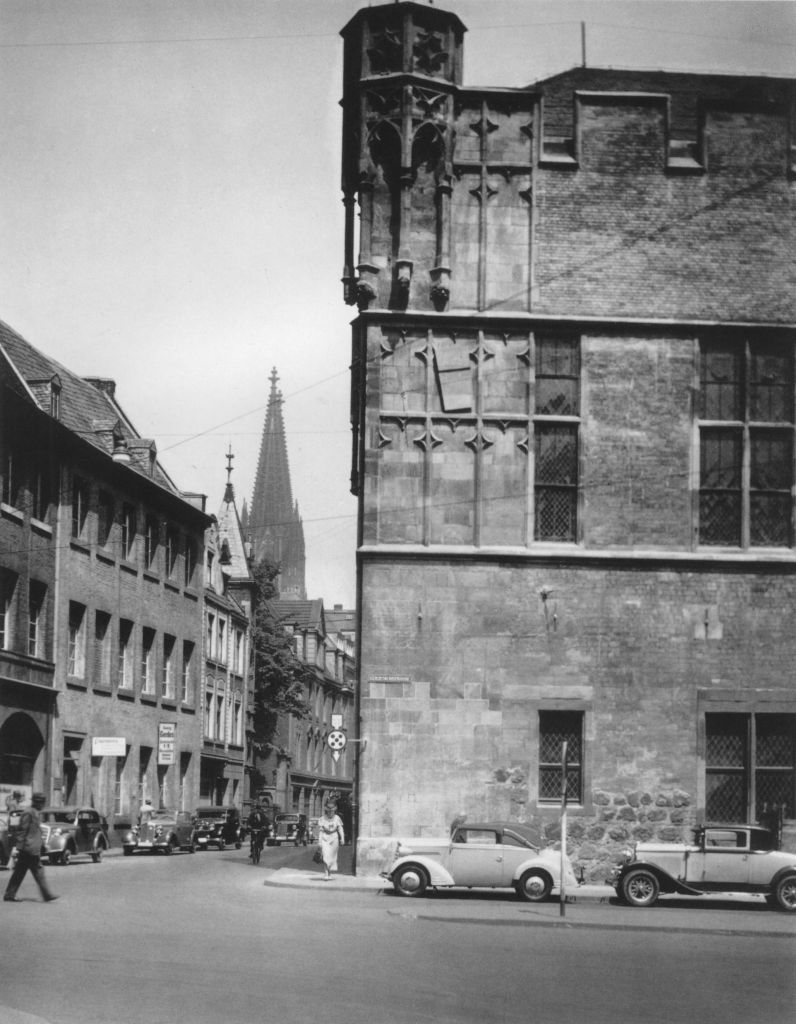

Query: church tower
left=248, top=368, right=306, bottom=599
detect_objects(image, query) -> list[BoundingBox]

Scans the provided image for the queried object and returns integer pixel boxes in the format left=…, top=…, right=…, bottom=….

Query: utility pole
left=581, top=21, right=587, bottom=68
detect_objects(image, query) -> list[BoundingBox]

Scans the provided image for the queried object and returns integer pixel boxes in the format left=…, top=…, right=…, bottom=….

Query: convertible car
left=382, top=821, right=577, bottom=901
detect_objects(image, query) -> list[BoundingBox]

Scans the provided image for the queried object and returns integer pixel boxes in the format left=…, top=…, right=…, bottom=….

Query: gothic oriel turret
left=248, top=368, right=306, bottom=599
left=341, top=1, right=467, bottom=313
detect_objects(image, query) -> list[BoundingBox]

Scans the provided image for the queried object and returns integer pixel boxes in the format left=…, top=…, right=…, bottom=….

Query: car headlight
left=52, top=828, right=63, bottom=837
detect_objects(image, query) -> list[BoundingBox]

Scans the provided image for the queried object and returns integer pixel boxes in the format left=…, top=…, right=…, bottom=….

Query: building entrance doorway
left=0, top=712, right=44, bottom=796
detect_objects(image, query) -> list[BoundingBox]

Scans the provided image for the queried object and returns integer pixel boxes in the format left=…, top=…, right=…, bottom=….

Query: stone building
left=340, top=1, right=796, bottom=877
left=200, top=454, right=255, bottom=808
left=0, top=319, right=211, bottom=832
left=258, top=599, right=355, bottom=835
left=247, top=368, right=306, bottom=599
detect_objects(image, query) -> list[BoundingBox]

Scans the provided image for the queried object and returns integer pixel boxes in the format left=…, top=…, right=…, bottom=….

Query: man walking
left=4, top=792, right=58, bottom=903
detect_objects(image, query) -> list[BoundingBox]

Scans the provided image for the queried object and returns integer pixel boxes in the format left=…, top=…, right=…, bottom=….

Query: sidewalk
left=261, top=867, right=615, bottom=901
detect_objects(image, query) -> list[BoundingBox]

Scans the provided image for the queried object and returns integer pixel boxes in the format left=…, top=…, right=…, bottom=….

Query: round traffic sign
left=327, top=729, right=347, bottom=750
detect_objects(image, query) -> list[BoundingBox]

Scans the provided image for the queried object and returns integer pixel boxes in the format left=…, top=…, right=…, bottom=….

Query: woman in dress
left=317, top=802, right=344, bottom=879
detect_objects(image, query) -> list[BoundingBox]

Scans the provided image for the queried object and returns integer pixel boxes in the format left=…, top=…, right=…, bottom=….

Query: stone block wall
left=354, top=557, right=796, bottom=879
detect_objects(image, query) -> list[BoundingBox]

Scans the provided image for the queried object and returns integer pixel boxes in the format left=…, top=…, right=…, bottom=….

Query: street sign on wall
left=92, top=737, right=126, bottom=757
left=158, top=723, right=176, bottom=765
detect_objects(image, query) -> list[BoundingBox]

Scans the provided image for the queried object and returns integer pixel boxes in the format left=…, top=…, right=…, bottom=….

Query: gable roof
left=0, top=317, right=181, bottom=495
left=269, top=598, right=325, bottom=634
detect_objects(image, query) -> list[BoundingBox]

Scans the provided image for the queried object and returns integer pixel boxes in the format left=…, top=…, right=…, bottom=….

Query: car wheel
left=217, top=839, right=225, bottom=851
left=123, top=846, right=133, bottom=857
left=773, top=873, right=796, bottom=912
left=392, top=864, right=429, bottom=897
left=91, top=846, right=102, bottom=863
left=622, top=868, right=660, bottom=907
left=163, top=839, right=174, bottom=855
left=517, top=869, right=552, bottom=902
left=60, top=848, right=71, bottom=866
left=235, top=841, right=242, bottom=850
left=186, top=839, right=196, bottom=854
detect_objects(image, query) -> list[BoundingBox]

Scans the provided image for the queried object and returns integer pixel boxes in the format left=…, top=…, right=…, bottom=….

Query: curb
left=261, top=869, right=615, bottom=900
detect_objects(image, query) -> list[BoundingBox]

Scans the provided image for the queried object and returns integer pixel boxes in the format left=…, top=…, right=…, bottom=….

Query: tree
left=248, top=559, right=311, bottom=759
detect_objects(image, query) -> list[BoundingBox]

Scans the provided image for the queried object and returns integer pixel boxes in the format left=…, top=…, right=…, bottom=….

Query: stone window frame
left=538, top=708, right=584, bottom=805
left=117, top=619, right=134, bottom=690
left=141, top=626, right=156, bottom=696
left=696, top=334, right=795, bottom=549
left=67, top=600, right=87, bottom=678
left=697, top=694, right=796, bottom=824
left=533, top=699, right=593, bottom=815
left=181, top=640, right=195, bottom=705
left=71, top=474, right=90, bottom=541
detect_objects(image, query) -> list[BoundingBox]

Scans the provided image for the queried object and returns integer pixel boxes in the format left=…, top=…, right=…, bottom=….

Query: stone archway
left=0, top=712, right=45, bottom=790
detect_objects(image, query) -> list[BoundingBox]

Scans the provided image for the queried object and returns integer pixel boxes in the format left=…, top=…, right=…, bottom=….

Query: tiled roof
left=269, top=598, right=325, bottom=632
left=216, top=486, right=252, bottom=583
left=0, top=318, right=180, bottom=494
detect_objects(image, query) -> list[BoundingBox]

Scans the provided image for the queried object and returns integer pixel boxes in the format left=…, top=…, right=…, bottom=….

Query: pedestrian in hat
left=4, top=793, right=58, bottom=903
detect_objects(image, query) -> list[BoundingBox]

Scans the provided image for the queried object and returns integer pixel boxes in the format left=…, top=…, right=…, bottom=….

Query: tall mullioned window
left=706, top=713, right=795, bottom=822
left=699, top=339, right=794, bottom=547
left=67, top=602, right=86, bottom=677
left=534, top=335, right=580, bottom=542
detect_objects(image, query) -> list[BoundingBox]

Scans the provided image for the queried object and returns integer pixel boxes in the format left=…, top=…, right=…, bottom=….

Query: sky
left=1, top=0, right=793, bottom=609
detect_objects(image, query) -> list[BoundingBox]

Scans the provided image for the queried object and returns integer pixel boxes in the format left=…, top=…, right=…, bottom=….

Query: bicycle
left=249, top=827, right=265, bottom=864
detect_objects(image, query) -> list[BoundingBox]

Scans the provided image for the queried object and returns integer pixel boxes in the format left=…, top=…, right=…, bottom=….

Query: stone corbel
left=395, top=257, right=413, bottom=300
left=429, top=265, right=451, bottom=311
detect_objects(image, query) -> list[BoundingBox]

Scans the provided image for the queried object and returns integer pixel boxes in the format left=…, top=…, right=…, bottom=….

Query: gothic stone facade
left=340, top=2, right=796, bottom=878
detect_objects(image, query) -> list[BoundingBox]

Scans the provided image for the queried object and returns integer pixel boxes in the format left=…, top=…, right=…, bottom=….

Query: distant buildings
left=340, top=1, right=796, bottom=876
left=257, top=599, right=355, bottom=833
left=201, top=454, right=256, bottom=806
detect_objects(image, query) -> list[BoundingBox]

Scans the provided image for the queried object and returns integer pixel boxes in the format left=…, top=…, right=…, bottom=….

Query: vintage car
left=193, top=806, right=242, bottom=850
left=0, top=810, right=21, bottom=867
left=122, top=809, right=196, bottom=855
left=269, top=812, right=307, bottom=846
left=40, top=806, right=109, bottom=865
left=382, top=821, right=578, bottom=901
left=608, top=824, right=796, bottom=911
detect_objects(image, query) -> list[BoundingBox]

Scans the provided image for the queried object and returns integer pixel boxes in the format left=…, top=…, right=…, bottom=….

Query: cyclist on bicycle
left=248, top=803, right=267, bottom=863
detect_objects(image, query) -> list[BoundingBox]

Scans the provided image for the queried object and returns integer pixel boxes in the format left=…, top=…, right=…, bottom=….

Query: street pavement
left=2, top=843, right=794, bottom=1024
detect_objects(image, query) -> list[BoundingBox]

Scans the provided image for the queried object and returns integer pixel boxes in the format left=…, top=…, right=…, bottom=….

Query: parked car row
left=381, top=819, right=796, bottom=913
left=0, top=804, right=250, bottom=865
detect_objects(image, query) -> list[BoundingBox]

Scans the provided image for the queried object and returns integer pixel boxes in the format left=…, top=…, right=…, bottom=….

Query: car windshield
left=149, top=811, right=173, bottom=821
left=42, top=811, right=75, bottom=824
left=198, top=810, right=225, bottom=819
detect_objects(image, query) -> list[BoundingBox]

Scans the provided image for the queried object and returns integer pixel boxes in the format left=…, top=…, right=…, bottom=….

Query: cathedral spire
left=249, top=368, right=306, bottom=599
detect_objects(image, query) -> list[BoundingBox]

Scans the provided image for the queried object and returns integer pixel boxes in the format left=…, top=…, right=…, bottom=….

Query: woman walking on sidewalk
left=317, top=802, right=344, bottom=880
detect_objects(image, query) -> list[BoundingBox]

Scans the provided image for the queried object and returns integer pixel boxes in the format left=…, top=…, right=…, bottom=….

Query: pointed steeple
left=249, top=368, right=306, bottom=599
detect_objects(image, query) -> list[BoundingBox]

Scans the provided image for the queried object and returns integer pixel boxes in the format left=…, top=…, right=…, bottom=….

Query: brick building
left=340, top=2, right=796, bottom=877
left=0, top=320, right=211, bottom=831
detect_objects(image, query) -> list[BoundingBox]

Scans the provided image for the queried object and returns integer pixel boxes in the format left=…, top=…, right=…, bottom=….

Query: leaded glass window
left=534, top=335, right=579, bottom=542
left=539, top=711, right=583, bottom=803
left=699, top=339, right=794, bottom=548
